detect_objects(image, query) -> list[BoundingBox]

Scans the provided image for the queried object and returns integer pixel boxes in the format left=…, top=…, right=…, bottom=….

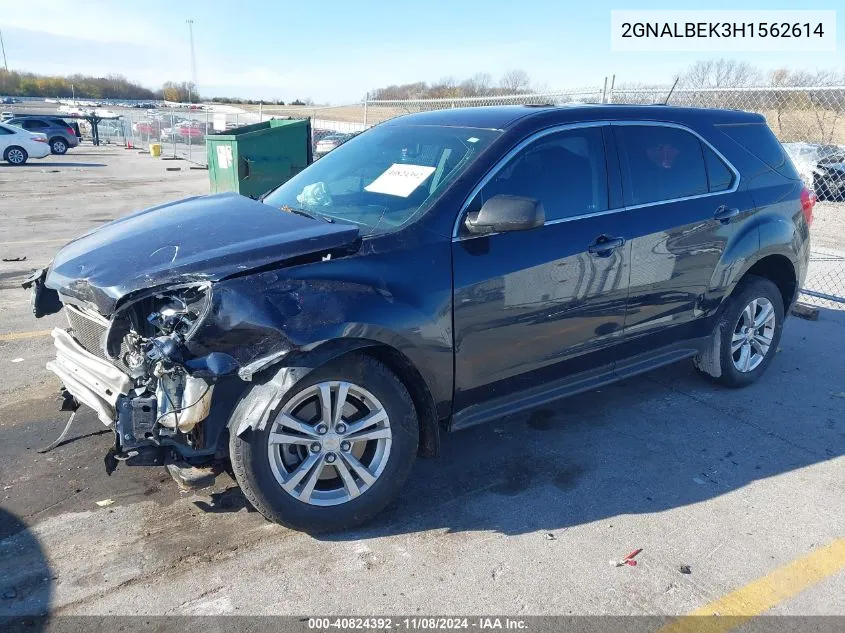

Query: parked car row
left=782, top=142, right=845, bottom=202
left=0, top=121, right=52, bottom=164
left=2, top=116, right=80, bottom=154
left=312, top=129, right=358, bottom=157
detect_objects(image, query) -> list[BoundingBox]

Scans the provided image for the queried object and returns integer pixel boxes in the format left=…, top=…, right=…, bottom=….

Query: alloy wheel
left=731, top=297, right=776, bottom=373
left=267, top=381, right=392, bottom=506
left=7, top=149, right=25, bottom=164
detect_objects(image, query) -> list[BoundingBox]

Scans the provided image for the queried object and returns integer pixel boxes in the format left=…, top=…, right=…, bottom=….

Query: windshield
left=263, top=124, right=500, bottom=235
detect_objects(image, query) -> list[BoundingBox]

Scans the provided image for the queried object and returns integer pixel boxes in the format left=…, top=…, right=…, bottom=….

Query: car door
left=451, top=124, right=632, bottom=423
left=612, top=122, right=752, bottom=355
left=0, top=124, right=15, bottom=154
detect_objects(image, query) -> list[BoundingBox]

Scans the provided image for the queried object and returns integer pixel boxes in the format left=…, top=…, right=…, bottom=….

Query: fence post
left=206, top=109, right=210, bottom=165
left=363, top=92, right=369, bottom=128
left=259, top=102, right=263, bottom=122
left=170, top=111, right=176, bottom=158
left=601, top=76, right=608, bottom=104
left=608, top=74, right=616, bottom=104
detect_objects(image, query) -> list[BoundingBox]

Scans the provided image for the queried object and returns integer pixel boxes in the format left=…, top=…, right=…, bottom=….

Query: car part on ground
left=26, top=104, right=810, bottom=532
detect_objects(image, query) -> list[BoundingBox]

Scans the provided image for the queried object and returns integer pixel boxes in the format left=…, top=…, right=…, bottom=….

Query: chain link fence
left=119, top=107, right=256, bottom=165
left=112, top=85, right=844, bottom=307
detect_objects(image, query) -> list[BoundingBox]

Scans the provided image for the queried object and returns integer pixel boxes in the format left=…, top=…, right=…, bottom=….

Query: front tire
left=4, top=146, right=28, bottom=165
left=694, top=276, right=784, bottom=388
left=230, top=353, right=419, bottom=532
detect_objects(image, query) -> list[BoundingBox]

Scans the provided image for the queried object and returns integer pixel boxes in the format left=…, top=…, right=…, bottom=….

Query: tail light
left=66, top=127, right=75, bottom=136
left=800, top=186, right=816, bottom=227
left=33, top=136, right=48, bottom=143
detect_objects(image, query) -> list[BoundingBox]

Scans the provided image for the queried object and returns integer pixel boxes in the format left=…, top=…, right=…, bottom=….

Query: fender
left=188, top=239, right=455, bottom=416
left=229, top=339, right=441, bottom=457
left=709, top=196, right=804, bottom=313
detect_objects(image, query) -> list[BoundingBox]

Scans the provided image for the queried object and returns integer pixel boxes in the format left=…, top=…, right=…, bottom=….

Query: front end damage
left=30, top=277, right=256, bottom=473
left=22, top=194, right=365, bottom=474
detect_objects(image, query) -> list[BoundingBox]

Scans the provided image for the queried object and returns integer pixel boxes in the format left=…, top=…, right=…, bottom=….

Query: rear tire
left=694, top=276, right=784, bottom=388
left=230, top=353, right=419, bottom=533
left=50, top=138, right=68, bottom=155
left=4, top=146, right=27, bottom=165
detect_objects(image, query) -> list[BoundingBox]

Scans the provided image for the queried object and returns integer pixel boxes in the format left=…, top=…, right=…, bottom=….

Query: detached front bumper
left=45, top=327, right=132, bottom=425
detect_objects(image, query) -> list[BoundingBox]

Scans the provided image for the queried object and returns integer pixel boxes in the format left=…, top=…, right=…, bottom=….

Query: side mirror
left=464, top=195, right=545, bottom=235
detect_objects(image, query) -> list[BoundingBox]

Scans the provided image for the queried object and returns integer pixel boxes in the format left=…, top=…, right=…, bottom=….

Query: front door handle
left=588, top=235, right=625, bottom=257
left=714, top=205, right=740, bottom=223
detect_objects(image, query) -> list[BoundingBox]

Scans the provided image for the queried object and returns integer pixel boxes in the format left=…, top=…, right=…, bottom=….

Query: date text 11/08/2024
left=307, top=617, right=528, bottom=630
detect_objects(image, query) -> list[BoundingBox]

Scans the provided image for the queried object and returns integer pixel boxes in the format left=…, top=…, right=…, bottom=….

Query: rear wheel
left=50, top=138, right=68, bottom=154
left=4, top=146, right=27, bottom=165
left=230, top=353, right=419, bottom=532
left=694, top=276, right=784, bottom=388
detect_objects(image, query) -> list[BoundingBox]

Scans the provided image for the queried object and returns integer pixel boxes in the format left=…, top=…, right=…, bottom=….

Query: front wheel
left=230, top=353, right=419, bottom=532
left=4, top=146, right=28, bottom=165
left=694, top=276, right=784, bottom=388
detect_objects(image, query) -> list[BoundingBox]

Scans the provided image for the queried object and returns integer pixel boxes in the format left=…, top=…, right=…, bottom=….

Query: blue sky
left=1, top=0, right=842, bottom=103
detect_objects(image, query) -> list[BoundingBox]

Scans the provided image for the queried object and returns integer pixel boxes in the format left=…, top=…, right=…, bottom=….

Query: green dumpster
left=206, top=118, right=312, bottom=199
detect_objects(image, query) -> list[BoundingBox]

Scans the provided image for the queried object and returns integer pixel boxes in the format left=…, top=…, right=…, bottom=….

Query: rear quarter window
left=717, top=123, right=800, bottom=181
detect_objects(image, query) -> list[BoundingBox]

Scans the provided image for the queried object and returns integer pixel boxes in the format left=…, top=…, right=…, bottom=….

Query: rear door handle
left=714, top=205, right=740, bottom=223
left=588, top=235, right=625, bottom=257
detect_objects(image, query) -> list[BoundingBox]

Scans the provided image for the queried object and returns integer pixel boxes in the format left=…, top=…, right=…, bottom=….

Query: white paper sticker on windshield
left=364, top=163, right=436, bottom=197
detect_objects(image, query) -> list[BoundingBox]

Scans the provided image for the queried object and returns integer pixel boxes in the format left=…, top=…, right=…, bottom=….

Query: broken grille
left=65, top=305, right=131, bottom=374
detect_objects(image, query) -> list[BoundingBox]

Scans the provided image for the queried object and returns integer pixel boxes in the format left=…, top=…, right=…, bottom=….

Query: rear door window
left=472, top=126, right=609, bottom=221
left=616, top=125, right=709, bottom=206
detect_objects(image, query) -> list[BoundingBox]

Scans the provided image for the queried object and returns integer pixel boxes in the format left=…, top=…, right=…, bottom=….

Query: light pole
left=0, top=28, right=9, bottom=72
left=186, top=19, right=197, bottom=103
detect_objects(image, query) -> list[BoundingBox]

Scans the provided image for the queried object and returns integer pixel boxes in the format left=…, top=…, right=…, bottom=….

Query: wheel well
left=358, top=345, right=440, bottom=458
left=742, top=255, right=797, bottom=308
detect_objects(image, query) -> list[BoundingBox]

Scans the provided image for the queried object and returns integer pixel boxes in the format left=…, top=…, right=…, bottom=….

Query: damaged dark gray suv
left=26, top=105, right=812, bottom=532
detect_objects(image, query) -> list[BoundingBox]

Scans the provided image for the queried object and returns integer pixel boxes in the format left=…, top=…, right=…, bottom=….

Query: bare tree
left=680, top=58, right=761, bottom=89
left=461, top=72, right=493, bottom=96
left=500, top=69, right=531, bottom=94
left=429, top=76, right=461, bottom=99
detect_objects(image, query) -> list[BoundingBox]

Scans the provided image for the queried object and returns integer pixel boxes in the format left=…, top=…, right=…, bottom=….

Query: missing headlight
left=146, top=284, right=211, bottom=339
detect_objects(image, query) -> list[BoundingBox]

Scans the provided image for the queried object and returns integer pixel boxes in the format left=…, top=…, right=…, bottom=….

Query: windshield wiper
left=280, top=205, right=334, bottom=223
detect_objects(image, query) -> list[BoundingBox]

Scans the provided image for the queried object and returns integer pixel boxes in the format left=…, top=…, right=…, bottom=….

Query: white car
left=0, top=123, right=51, bottom=165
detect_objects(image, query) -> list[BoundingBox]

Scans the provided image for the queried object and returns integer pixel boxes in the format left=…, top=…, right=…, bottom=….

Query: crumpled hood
left=46, top=192, right=360, bottom=314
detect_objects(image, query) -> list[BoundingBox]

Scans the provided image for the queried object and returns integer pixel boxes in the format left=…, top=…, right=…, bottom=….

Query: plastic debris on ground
left=610, top=548, right=643, bottom=567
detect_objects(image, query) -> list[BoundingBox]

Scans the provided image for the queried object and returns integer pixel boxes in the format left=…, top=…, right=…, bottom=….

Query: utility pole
left=0, top=28, right=9, bottom=72
left=186, top=19, right=198, bottom=103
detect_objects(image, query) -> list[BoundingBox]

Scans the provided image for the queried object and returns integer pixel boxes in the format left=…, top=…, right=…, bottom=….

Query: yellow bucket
left=150, top=143, right=162, bottom=158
